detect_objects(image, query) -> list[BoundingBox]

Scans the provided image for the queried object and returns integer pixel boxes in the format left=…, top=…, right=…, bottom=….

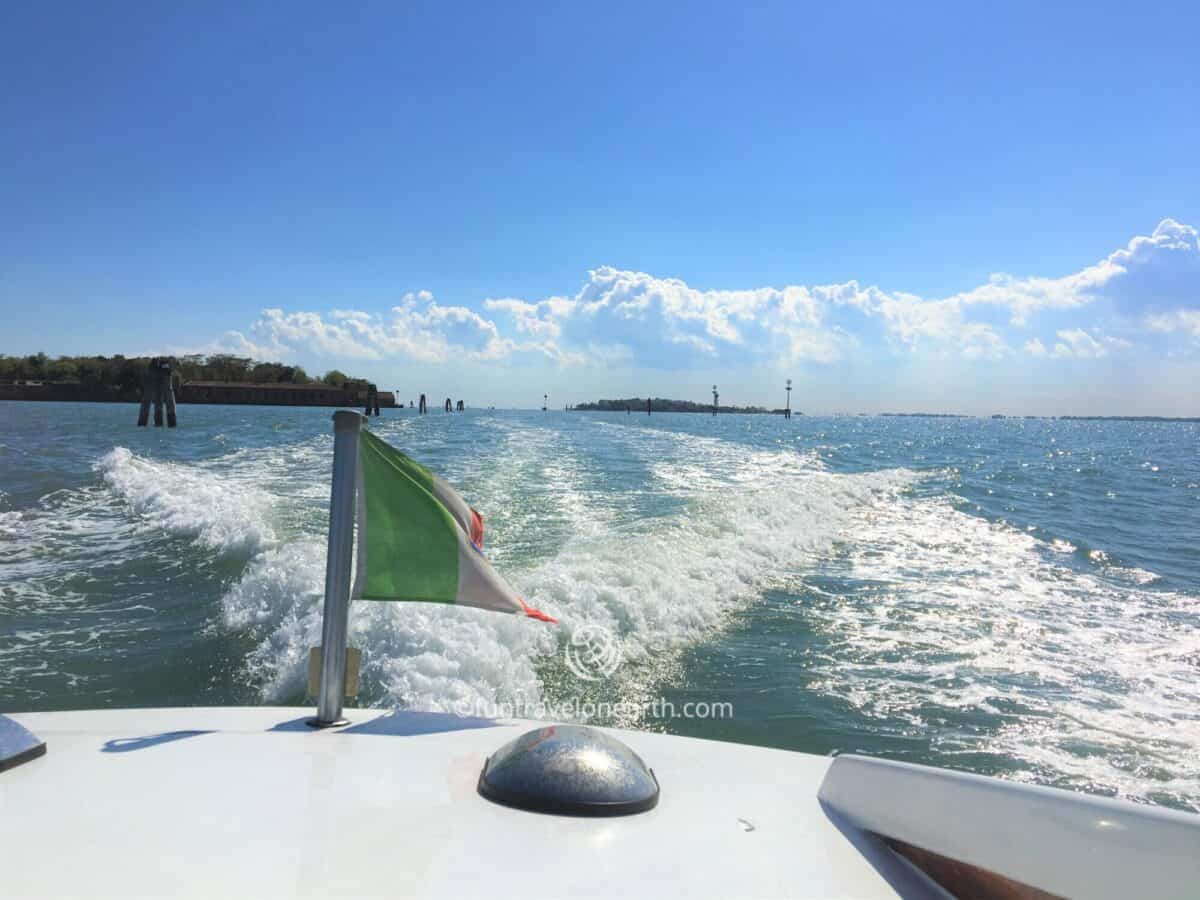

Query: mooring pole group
left=136, top=358, right=177, bottom=428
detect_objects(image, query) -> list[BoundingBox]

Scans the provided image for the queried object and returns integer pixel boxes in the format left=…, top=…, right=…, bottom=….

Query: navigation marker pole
left=310, top=410, right=362, bottom=727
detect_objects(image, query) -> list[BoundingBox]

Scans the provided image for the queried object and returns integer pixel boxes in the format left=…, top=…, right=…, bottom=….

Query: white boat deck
left=7, top=706, right=1199, bottom=899
left=2, top=707, right=911, bottom=899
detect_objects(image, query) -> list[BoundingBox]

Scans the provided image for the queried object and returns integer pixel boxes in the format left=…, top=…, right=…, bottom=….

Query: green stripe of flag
left=357, top=430, right=458, bottom=603
left=353, top=429, right=556, bottom=623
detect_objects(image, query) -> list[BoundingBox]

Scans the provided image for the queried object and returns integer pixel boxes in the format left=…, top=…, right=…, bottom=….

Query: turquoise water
left=2, top=402, right=1198, bottom=809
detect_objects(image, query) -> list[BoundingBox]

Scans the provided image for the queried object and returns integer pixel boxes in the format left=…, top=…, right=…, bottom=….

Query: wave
left=220, top=424, right=919, bottom=716
left=96, top=447, right=277, bottom=554
left=801, top=486, right=1200, bottom=808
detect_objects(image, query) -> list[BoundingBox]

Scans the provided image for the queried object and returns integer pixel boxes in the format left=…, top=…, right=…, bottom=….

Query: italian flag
left=352, top=429, right=556, bottom=623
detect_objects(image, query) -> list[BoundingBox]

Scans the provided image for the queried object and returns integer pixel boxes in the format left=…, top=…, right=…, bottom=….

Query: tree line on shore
left=0, top=353, right=367, bottom=391
left=574, top=397, right=772, bottom=413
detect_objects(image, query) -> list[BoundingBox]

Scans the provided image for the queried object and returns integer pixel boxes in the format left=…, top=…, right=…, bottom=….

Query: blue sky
left=2, top=1, right=1198, bottom=413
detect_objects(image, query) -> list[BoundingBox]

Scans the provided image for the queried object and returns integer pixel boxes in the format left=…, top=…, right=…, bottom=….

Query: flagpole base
left=306, top=717, right=350, bottom=729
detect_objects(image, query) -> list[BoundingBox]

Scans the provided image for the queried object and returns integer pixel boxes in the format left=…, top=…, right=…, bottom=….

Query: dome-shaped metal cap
left=478, top=724, right=659, bottom=816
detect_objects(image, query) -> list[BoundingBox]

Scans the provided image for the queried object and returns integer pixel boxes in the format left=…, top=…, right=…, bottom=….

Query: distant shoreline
left=878, top=413, right=1200, bottom=422
left=0, top=397, right=1195, bottom=422
left=567, top=405, right=1197, bottom=422
left=0, top=381, right=395, bottom=409
left=572, top=397, right=782, bottom=414
left=1048, top=415, right=1200, bottom=422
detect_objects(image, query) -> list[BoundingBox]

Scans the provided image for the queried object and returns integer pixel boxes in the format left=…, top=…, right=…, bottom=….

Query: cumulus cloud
left=1146, top=309, right=1200, bottom=338
left=950, top=264, right=1117, bottom=327
left=1053, top=329, right=1107, bottom=359
left=241, top=292, right=523, bottom=365
left=867, top=291, right=1010, bottom=358
left=257, top=309, right=383, bottom=360
left=203, top=219, right=1196, bottom=371
left=950, top=218, right=1200, bottom=326
left=1100, top=219, right=1200, bottom=314
left=167, top=328, right=286, bottom=361
left=482, top=297, right=564, bottom=339
left=509, top=266, right=852, bottom=366
left=1043, top=329, right=1131, bottom=360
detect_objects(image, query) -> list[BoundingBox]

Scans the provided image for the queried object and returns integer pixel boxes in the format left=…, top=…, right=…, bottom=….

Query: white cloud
left=1053, top=329, right=1105, bottom=359
left=482, top=297, right=564, bottom=339
left=945, top=218, right=1200, bottom=326
left=1048, top=329, right=1130, bottom=360
left=960, top=326, right=1012, bottom=360
left=242, top=292, right=519, bottom=365
left=204, top=219, right=1196, bottom=372
left=486, top=266, right=853, bottom=366
left=572, top=266, right=832, bottom=354
left=1146, top=309, right=1200, bottom=337
left=1109, top=218, right=1200, bottom=269
left=166, top=328, right=287, bottom=361
left=952, top=265, right=1117, bottom=327
left=867, top=290, right=1009, bottom=358
left=256, top=309, right=382, bottom=360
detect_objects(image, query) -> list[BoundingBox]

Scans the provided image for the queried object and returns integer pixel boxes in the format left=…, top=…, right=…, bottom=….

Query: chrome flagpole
left=311, top=410, right=362, bottom=727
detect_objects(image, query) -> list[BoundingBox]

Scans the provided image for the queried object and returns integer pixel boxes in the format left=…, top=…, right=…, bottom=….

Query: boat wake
left=3, top=413, right=1196, bottom=811
left=218, top=426, right=916, bottom=716
left=802, top=484, right=1200, bottom=809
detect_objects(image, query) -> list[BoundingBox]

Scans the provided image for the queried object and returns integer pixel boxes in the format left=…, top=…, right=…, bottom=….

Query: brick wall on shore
left=0, top=383, right=136, bottom=403
left=0, top=382, right=397, bottom=408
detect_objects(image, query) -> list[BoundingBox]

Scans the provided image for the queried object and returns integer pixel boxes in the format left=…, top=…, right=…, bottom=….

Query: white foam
left=222, top=538, right=556, bottom=711
left=802, top=485, right=1200, bottom=808
left=222, top=419, right=914, bottom=717
left=518, top=460, right=913, bottom=662
left=0, top=509, right=23, bottom=536
left=97, top=447, right=276, bottom=554
left=220, top=539, right=327, bottom=698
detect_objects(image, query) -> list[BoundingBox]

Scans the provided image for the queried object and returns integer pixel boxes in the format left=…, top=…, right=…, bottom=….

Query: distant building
left=178, top=382, right=395, bottom=408
left=0, top=379, right=397, bottom=409
left=0, top=381, right=127, bottom=402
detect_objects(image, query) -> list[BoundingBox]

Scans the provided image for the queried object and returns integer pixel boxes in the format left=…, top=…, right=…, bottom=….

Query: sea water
left=1, top=402, right=1197, bottom=810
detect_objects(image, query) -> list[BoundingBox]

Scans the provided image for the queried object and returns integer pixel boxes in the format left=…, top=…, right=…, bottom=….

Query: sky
left=2, top=1, right=1198, bottom=414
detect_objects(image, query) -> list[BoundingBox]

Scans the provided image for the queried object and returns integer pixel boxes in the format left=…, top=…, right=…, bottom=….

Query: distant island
left=878, top=412, right=970, bottom=418
left=1057, top=415, right=1200, bottom=422
left=0, top=352, right=366, bottom=391
left=573, top=397, right=785, bottom=414
left=0, top=353, right=393, bottom=408
left=874, top=412, right=1200, bottom=422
